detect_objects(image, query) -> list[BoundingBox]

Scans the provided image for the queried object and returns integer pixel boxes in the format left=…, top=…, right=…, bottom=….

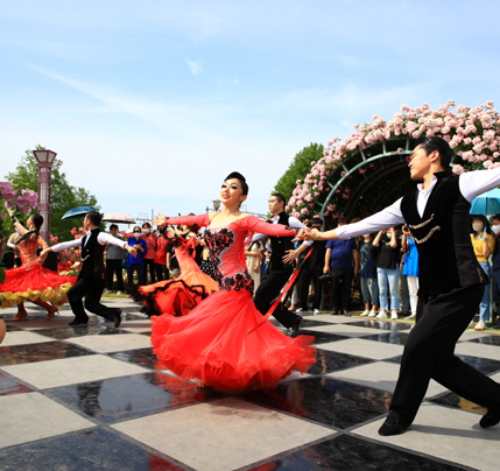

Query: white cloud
left=274, top=83, right=436, bottom=119
left=3, top=66, right=309, bottom=216
left=185, top=59, right=203, bottom=76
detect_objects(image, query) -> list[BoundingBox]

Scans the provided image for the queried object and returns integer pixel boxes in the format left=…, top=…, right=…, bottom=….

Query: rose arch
left=287, top=101, right=500, bottom=225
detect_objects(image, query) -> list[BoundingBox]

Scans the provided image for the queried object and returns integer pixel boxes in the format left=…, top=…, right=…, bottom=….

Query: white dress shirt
left=335, top=167, right=500, bottom=240
left=50, top=231, right=129, bottom=253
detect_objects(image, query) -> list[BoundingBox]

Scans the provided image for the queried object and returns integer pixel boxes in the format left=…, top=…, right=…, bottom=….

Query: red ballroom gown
left=138, top=236, right=219, bottom=316
left=0, top=235, right=76, bottom=307
left=151, top=214, right=316, bottom=392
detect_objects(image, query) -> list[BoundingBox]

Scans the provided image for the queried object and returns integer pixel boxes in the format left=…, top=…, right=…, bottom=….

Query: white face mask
left=492, top=224, right=500, bottom=235
left=142, top=228, right=151, bottom=234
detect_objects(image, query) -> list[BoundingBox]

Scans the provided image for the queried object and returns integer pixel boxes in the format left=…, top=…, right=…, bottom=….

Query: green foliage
left=274, top=143, right=324, bottom=200
left=6, top=148, right=99, bottom=238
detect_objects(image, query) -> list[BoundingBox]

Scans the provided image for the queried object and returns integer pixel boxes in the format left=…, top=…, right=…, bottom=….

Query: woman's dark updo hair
left=225, top=171, right=249, bottom=195
left=418, top=137, right=454, bottom=170
left=31, top=213, right=44, bottom=234
left=86, top=211, right=103, bottom=226
left=16, top=213, right=44, bottom=244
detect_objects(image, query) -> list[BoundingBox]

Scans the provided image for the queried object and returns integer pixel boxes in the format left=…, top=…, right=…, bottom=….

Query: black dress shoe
left=378, top=411, right=411, bottom=436
left=69, top=317, right=89, bottom=327
left=111, top=309, right=122, bottom=328
left=290, top=316, right=303, bottom=337
left=480, top=407, right=500, bottom=428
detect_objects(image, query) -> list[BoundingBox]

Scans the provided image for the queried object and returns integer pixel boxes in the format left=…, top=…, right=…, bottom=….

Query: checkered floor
left=1, top=299, right=500, bottom=470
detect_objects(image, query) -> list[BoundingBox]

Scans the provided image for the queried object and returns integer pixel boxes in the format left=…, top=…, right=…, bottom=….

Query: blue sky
left=1, top=1, right=499, bottom=218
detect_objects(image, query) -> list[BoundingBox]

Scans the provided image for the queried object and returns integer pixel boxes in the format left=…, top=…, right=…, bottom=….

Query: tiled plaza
left=1, top=299, right=499, bottom=470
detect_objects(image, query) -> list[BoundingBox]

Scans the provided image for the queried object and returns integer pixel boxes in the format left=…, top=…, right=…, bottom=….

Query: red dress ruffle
left=138, top=237, right=218, bottom=316
left=152, top=289, right=315, bottom=392
left=0, top=261, right=76, bottom=307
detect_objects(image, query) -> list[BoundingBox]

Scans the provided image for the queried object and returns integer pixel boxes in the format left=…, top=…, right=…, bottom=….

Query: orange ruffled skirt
left=0, top=261, right=76, bottom=307
left=151, top=289, right=315, bottom=392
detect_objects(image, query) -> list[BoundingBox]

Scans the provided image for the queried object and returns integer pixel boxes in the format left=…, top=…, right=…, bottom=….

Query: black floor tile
left=345, top=320, right=410, bottom=331
left=3, top=324, right=23, bottom=332
left=0, top=342, right=92, bottom=366
left=456, top=354, right=500, bottom=374
left=249, top=434, right=467, bottom=470
left=301, top=319, right=336, bottom=328
left=110, top=348, right=159, bottom=370
left=467, top=335, right=500, bottom=346
left=430, top=392, right=486, bottom=416
left=46, top=372, right=214, bottom=423
left=309, top=350, right=373, bottom=375
left=386, top=354, right=500, bottom=375
left=363, top=332, right=410, bottom=346
left=0, top=427, right=185, bottom=470
left=35, top=325, right=128, bottom=340
left=0, top=370, right=33, bottom=396
left=300, top=330, right=348, bottom=344
left=245, top=377, right=391, bottom=429
left=121, top=312, right=148, bottom=321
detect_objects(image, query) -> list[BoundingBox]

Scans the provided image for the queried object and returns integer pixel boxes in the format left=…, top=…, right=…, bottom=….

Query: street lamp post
left=33, top=148, right=57, bottom=242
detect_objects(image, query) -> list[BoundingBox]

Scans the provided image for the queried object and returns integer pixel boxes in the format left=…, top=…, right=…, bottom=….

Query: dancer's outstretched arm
left=459, top=166, right=500, bottom=201
left=301, top=198, right=405, bottom=241
left=44, top=233, right=134, bottom=255
left=157, top=214, right=210, bottom=228
left=47, top=238, right=81, bottom=253
left=301, top=166, right=500, bottom=242
left=244, top=215, right=297, bottom=238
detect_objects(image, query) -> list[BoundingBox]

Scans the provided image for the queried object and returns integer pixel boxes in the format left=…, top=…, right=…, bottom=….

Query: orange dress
left=151, top=214, right=315, bottom=392
left=0, top=235, right=76, bottom=307
left=138, top=237, right=219, bottom=316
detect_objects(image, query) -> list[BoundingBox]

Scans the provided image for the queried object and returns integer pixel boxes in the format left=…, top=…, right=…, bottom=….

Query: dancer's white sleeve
left=288, top=217, right=313, bottom=248
left=98, top=232, right=129, bottom=250
left=459, top=167, right=500, bottom=202
left=334, top=198, right=405, bottom=239
left=50, top=238, right=82, bottom=252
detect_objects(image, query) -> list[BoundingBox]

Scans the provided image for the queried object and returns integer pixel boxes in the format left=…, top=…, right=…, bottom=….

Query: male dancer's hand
left=298, top=227, right=321, bottom=240
left=282, top=249, right=299, bottom=264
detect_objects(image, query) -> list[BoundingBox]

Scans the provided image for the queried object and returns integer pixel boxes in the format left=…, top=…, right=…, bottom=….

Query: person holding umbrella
left=42, top=211, right=137, bottom=326
left=470, top=216, right=495, bottom=330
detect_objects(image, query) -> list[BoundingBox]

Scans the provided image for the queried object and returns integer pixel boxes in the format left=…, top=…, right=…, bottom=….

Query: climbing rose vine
left=288, top=101, right=500, bottom=217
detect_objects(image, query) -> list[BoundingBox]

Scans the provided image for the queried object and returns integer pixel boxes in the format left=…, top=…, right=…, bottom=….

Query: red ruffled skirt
left=139, top=269, right=219, bottom=317
left=151, top=289, right=315, bottom=392
left=0, top=261, right=76, bottom=307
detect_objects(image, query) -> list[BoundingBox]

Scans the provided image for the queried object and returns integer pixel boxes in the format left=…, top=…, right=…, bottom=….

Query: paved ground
left=1, top=299, right=500, bottom=470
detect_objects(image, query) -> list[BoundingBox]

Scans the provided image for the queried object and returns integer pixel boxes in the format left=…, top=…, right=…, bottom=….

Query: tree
left=274, top=143, right=324, bottom=200
left=7, top=149, right=99, bottom=239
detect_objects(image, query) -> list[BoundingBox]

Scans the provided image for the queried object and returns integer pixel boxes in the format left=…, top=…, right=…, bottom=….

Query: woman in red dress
left=138, top=227, right=219, bottom=317
left=151, top=172, right=315, bottom=392
left=0, top=214, right=76, bottom=320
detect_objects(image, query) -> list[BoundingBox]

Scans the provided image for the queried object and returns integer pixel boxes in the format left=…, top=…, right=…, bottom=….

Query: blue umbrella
left=470, top=188, right=500, bottom=216
left=61, top=205, right=97, bottom=220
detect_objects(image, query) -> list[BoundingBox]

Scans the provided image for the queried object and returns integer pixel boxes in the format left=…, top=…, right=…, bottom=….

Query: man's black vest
left=400, top=171, right=486, bottom=298
left=80, top=228, right=105, bottom=279
left=270, top=212, right=294, bottom=271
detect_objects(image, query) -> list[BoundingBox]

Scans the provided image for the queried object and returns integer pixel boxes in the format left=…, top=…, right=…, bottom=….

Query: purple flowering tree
left=0, top=181, right=38, bottom=280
